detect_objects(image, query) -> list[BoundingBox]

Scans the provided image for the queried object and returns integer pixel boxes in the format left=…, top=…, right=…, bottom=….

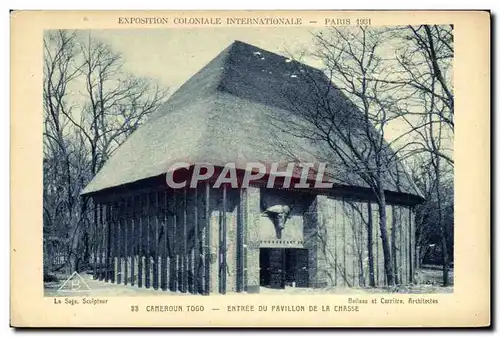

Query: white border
left=4, top=2, right=496, bottom=336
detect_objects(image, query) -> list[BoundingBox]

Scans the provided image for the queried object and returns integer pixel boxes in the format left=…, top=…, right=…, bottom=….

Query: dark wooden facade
left=90, top=182, right=252, bottom=294
left=89, top=181, right=416, bottom=294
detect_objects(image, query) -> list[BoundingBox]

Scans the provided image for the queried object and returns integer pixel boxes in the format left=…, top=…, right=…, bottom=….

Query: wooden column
left=105, top=204, right=111, bottom=283
left=187, top=190, right=194, bottom=294
left=333, top=200, right=338, bottom=286
left=409, top=207, right=415, bottom=283
left=220, top=184, right=227, bottom=294
left=176, top=190, right=183, bottom=292
left=130, top=197, right=136, bottom=286
left=398, top=206, right=404, bottom=284
left=193, top=187, right=200, bottom=294
left=243, top=189, right=248, bottom=292
left=245, top=186, right=260, bottom=293
left=105, top=203, right=110, bottom=283
left=342, top=199, right=347, bottom=287
left=204, top=182, right=211, bottom=295
left=95, top=201, right=100, bottom=280
left=99, top=204, right=105, bottom=281
left=236, top=188, right=245, bottom=292
left=375, top=204, right=381, bottom=286
left=111, top=203, right=116, bottom=283
left=391, top=205, right=400, bottom=285
left=138, top=196, right=144, bottom=288
left=95, top=202, right=99, bottom=280
left=109, top=204, right=113, bottom=283
left=181, top=187, right=188, bottom=293
left=153, top=191, right=160, bottom=290
left=209, top=186, right=220, bottom=294
left=169, top=191, right=178, bottom=292
left=190, top=189, right=196, bottom=294
left=124, top=198, right=129, bottom=285
left=404, top=206, right=409, bottom=284
left=117, top=201, right=122, bottom=284
left=145, top=194, right=151, bottom=288
left=161, top=190, right=169, bottom=291
left=93, top=199, right=98, bottom=280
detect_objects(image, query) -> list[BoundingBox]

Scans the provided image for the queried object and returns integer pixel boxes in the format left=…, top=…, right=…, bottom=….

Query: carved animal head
left=264, top=205, right=291, bottom=238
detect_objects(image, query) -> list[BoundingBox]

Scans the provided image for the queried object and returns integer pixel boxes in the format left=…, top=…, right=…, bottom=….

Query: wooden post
left=188, top=244, right=193, bottom=293
left=188, top=194, right=194, bottom=294
left=96, top=202, right=100, bottom=280
left=169, top=191, right=178, bottom=292
left=94, top=200, right=99, bottom=280
left=117, top=201, right=122, bottom=284
left=138, top=196, right=143, bottom=288
left=130, top=197, right=136, bottom=286
left=333, top=200, right=338, bottom=287
left=193, top=186, right=200, bottom=294
left=182, top=187, right=188, bottom=293
left=176, top=189, right=182, bottom=292
left=187, top=190, right=193, bottom=294
left=220, top=184, right=227, bottom=294
left=412, top=207, right=417, bottom=280
left=242, top=188, right=247, bottom=292
left=111, top=203, right=116, bottom=284
left=106, top=203, right=110, bottom=283
left=153, top=191, right=160, bottom=290
left=342, top=199, right=347, bottom=287
left=391, top=205, right=400, bottom=285
left=375, top=204, right=380, bottom=287
left=408, top=207, right=414, bottom=283
left=245, top=186, right=260, bottom=293
left=100, top=204, right=105, bottom=281
left=93, top=199, right=98, bottom=280
left=236, top=188, right=245, bottom=292
left=114, top=203, right=119, bottom=283
left=110, top=203, right=114, bottom=283
left=161, top=190, right=169, bottom=291
left=404, top=206, right=408, bottom=284
left=204, top=182, right=211, bottom=295
left=398, top=207, right=406, bottom=284
left=105, top=204, right=111, bottom=283
left=145, top=193, right=151, bottom=288
left=124, top=198, right=129, bottom=286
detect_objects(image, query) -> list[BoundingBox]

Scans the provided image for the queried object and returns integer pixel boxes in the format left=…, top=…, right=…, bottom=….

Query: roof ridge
left=148, top=41, right=238, bottom=122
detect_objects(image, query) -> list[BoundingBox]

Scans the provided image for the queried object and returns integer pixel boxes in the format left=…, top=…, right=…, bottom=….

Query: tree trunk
left=367, top=202, right=376, bottom=287
left=434, top=153, right=449, bottom=286
left=377, top=185, right=395, bottom=286
left=441, top=234, right=449, bottom=286
left=391, top=206, right=400, bottom=285
left=83, top=231, right=90, bottom=268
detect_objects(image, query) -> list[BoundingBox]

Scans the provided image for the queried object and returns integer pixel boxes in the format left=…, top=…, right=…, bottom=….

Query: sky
left=92, top=27, right=323, bottom=93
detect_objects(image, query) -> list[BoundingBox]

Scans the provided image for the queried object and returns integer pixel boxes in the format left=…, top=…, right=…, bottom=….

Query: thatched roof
left=82, top=40, right=422, bottom=201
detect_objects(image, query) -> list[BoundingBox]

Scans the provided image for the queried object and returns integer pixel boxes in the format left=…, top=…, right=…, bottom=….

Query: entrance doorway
left=259, top=248, right=309, bottom=289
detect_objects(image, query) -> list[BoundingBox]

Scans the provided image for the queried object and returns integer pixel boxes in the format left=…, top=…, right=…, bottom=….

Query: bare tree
left=275, top=25, right=454, bottom=287
left=43, top=30, right=86, bottom=274
left=393, top=25, right=454, bottom=285
left=275, top=26, right=416, bottom=286
left=409, top=154, right=454, bottom=285
left=384, top=25, right=453, bottom=164
left=43, top=30, right=168, bottom=275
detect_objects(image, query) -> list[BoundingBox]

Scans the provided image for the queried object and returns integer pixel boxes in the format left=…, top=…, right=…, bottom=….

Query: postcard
left=10, top=10, right=490, bottom=327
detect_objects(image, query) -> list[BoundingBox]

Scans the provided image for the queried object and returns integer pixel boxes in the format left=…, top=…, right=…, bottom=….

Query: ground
left=44, top=265, right=453, bottom=296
